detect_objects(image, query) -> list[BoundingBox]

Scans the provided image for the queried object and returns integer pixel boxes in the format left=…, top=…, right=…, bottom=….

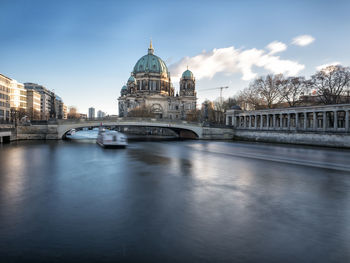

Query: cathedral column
left=254, top=115, right=257, bottom=129
left=334, top=110, right=338, bottom=130
left=280, top=114, right=283, bottom=129
left=313, top=112, right=317, bottom=130
left=295, top=112, right=299, bottom=130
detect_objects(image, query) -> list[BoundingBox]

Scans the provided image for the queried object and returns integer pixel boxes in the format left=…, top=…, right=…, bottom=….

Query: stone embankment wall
left=234, top=130, right=350, bottom=148
left=15, top=125, right=59, bottom=140
left=202, top=127, right=234, bottom=140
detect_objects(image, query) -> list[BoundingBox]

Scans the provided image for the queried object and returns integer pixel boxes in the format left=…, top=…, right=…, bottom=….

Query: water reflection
left=1, top=146, right=27, bottom=207
left=0, top=140, right=349, bottom=262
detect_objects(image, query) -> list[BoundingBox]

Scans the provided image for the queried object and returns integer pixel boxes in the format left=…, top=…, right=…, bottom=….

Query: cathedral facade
left=118, top=42, right=197, bottom=119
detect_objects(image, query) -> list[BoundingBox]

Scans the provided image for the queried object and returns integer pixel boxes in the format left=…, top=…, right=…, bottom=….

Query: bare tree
left=309, top=65, right=350, bottom=104
left=201, top=100, right=225, bottom=124
left=185, top=109, right=201, bottom=122
left=237, top=86, right=265, bottom=110
left=277, top=76, right=308, bottom=107
left=10, top=108, right=27, bottom=121
left=222, top=97, right=239, bottom=111
left=252, top=74, right=283, bottom=108
left=67, top=106, right=80, bottom=119
left=213, top=97, right=225, bottom=112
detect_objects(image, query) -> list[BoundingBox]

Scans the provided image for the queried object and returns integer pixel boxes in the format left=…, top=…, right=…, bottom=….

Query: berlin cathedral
left=118, top=42, right=197, bottom=119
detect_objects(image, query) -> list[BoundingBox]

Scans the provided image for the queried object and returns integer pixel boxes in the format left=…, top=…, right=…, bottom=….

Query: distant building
left=88, top=107, right=95, bottom=119
left=63, top=104, right=68, bottom=119
left=55, top=95, right=66, bottom=119
left=24, top=83, right=55, bottom=120
left=97, top=110, right=106, bottom=118
left=26, top=89, right=41, bottom=120
left=79, top=113, right=87, bottom=119
left=10, top=79, right=27, bottom=112
left=0, top=74, right=11, bottom=121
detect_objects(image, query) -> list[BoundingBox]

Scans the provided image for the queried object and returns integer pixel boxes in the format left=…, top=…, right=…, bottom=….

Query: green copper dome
left=133, top=43, right=168, bottom=75
left=182, top=69, right=194, bottom=79
left=128, top=75, right=136, bottom=83
left=120, top=85, right=127, bottom=95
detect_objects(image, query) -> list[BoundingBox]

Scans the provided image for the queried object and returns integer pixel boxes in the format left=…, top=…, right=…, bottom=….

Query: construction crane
left=200, top=86, right=229, bottom=104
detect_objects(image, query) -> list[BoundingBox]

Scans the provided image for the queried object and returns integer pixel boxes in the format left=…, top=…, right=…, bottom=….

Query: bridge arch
left=57, top=119, right=203, bottom=139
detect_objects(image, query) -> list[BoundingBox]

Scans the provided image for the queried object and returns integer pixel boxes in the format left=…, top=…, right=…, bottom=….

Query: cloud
left=169, top=45, right=304, bottom=82
left=292, top=35, right=315, bottom=46
left=266, top=41, right=287, bottom=54
left=316, top=62, right=340, bottom=71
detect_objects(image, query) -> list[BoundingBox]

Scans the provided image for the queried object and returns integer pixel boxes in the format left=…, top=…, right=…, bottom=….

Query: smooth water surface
left=0, top=139, right=349, bottom=262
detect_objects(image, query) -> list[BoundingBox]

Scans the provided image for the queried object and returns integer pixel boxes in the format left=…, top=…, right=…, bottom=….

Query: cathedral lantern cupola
left=148, top=40, right=154, bottom=55
left=180, top=67, right=196, bottom=97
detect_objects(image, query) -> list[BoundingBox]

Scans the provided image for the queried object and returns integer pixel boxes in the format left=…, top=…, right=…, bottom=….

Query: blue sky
left=1, top=0, right=349, bottom=114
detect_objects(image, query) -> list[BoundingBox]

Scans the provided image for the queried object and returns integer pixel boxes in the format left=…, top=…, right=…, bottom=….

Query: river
left=0, top=136, right=349, bottom=262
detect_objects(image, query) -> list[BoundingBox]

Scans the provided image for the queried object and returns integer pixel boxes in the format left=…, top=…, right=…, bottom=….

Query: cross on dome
left=148, top=39, right=154, bottom=55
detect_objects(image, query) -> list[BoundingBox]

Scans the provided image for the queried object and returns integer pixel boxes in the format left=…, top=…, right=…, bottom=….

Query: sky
left=1, top=0, right=350, bottom=115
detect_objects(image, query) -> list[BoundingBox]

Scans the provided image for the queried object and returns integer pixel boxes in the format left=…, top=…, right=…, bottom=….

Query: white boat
left=96, top=127, right=128, bottom=148
left=66, top=129, right=76, bottom=136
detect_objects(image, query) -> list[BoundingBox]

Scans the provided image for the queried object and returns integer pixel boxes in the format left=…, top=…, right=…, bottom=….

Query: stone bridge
left=15, top=118, right=234, bottom=140
left=56, top=118, right=205, bottom=139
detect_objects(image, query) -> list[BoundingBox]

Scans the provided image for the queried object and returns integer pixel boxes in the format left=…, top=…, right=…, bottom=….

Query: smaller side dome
left=121, top=85, right=127, bottom=95
left=128, top=75, right=136, bottom=84
left=182, top=69, right=194, bottom=79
